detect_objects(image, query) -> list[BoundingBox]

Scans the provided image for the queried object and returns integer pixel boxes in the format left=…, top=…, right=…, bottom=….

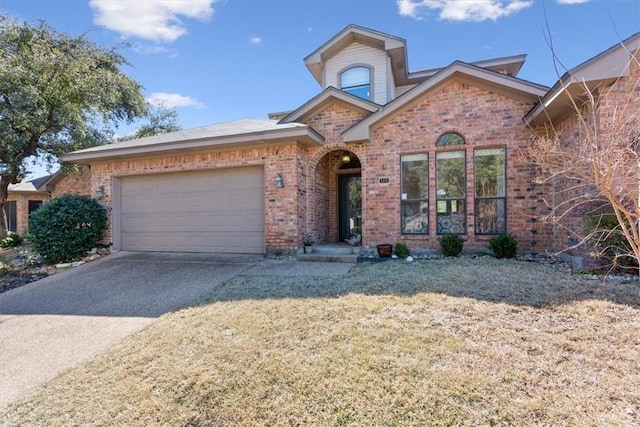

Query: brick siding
left=533, top=49, right=640, bottom=259
left=90, top=144, right=304, bottom=256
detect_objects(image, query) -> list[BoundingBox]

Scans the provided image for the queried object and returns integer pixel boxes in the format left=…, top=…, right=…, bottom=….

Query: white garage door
left=120, top=167, right=264, bottom=253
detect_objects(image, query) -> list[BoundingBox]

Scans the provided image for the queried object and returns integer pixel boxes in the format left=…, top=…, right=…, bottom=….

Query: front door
left=338, top=174, right=361, bottom=241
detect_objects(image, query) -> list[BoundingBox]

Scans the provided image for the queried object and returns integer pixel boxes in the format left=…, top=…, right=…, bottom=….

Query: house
left=62, top=25, right=639, bottom=258
left=4, top=166, right=92, bottom=234
left=524, top=31, right=640, bottom=259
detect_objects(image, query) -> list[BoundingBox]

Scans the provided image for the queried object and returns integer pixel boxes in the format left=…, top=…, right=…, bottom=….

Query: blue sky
left=1, top=0, right=638, bottom=176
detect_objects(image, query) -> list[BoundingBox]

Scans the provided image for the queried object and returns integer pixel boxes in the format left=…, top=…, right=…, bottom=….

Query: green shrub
left=0, top=255, right=11, bottom=275
left=28, top=194, right=108, bottom=264
left=0, top=231, right=23, bottom=248
left=439, top=234, right=464, bottom=257
left=394, top=242, right=410, bottom=258
left=488, top=233, right=518, bottom=259
left=584, top=212, right=638, bottom=273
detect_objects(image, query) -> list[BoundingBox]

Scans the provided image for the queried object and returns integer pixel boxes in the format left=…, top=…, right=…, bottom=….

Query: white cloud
left=89, top=0, right=215, bottom=42
left=556, top=0, right=590, bottom=4
left=146, top=92, right=206, bottom=109
left=249, top=36, right=262, bottom=44
left=397, top=0, right=533, bottom=22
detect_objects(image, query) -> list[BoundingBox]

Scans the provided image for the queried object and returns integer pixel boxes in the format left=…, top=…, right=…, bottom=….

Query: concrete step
left=297, top=253, right=358, bottom=263
left=298, top=243, right=361, bottom=263
left=310, top=243, right=354, bottom=255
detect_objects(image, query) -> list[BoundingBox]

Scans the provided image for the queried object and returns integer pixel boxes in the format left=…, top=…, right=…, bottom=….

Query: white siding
left=325, top=42, right=391, bottom=105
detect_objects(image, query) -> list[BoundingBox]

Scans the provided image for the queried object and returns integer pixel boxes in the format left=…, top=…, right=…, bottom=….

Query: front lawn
left=2, top=258, right=638, bottom=426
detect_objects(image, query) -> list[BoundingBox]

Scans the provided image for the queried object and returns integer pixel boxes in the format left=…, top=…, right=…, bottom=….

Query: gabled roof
left=304, top=25, right=410, bottom=87
left=279, top=86, right=381, bottom=124
left=525, top=31, right=640, bottom=127
left=343, top=61, right=549, bottom=142
left=305, top=24, right=529, bottom=90
left=63, top=119, right=325, bottom=163
left=405, top=54, right=528, bottom=82
left=7, top=174, right=55, bottom=193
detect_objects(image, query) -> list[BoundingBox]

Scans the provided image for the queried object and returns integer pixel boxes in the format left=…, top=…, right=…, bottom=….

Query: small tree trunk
left=0, top=178, right=10, bottom=240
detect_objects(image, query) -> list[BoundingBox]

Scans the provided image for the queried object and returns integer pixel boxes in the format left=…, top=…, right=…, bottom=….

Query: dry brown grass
left=2, top=257, right=639, bottom=426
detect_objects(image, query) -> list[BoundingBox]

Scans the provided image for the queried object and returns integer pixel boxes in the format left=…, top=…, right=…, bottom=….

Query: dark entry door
left=338, top=174, right=361, bottom=241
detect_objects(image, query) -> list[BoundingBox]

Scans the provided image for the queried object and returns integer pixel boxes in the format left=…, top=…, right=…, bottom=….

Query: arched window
left=340, top=66, right=371, bottom=100
left=436, top=132, right=465, bottom=146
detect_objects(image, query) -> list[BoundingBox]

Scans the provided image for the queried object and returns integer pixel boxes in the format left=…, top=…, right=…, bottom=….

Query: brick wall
left=5, top=166, right=92, bottom=235
left=298, top=82, right=553, bottom=254
left=90, top=143, right=303, bottom=256
left=362, top=80, right=551, bottom=253
left=5, top=193, right=48, bottom=234
left=534, top=49, right=640, bottom=259
left=304, top=101, right=370, bottom=244
left=50, top=166, right=92, bottom=198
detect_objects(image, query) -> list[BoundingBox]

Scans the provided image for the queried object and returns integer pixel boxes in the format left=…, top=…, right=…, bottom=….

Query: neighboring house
left=4, top=166, right=92, bottom=234
left=62, top=25, right=639, bottom=257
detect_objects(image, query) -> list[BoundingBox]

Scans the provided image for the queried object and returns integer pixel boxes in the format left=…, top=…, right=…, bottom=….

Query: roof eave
left=344, top=62, right=548, bottom=142
left=279, top=87, right=381, bottom=124
left=63, top=127, right=325, bottom=164
left=525, top=32, right=640, bottom=126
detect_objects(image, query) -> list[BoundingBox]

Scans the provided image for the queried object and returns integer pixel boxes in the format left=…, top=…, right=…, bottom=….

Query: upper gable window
left=436, top=132, right=465, bottom=146
left=340, top=66, right=371, bottom=101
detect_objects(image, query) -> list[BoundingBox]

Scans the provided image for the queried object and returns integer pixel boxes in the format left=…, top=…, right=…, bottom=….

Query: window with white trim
left=340, top=66, right=371, bottom=100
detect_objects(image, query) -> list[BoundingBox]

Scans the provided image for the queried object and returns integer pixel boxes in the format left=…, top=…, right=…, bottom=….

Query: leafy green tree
left=125, top=104, right=181, bottom=140
left=0, top=17, right=147, bottom=237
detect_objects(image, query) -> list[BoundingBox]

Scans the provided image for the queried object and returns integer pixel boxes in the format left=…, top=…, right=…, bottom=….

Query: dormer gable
left=305, top=25, right=407, bottom=105
left=304, top=25, right=407, bottom=85
left=305, top=24, right=531, bottom=107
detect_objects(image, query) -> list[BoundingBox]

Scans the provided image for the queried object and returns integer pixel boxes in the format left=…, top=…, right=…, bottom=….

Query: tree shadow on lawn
left=210, top=257, right=640, bottom=309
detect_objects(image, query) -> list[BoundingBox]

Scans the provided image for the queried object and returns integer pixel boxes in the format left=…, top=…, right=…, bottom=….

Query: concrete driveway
left=0, top=251, right=263, bottom=409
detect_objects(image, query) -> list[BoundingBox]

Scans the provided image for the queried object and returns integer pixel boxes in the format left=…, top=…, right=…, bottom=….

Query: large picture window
left=474, top=148, right=506, bottom=234
left=436, top=150, right=466, bottom=234
left=340, top=66, right=371, bottom=100
left=401, top=154, right=428, bottom=234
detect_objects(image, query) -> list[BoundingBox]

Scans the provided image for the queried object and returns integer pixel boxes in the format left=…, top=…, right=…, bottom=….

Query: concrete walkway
left=0, top=252, right=353, bottom=410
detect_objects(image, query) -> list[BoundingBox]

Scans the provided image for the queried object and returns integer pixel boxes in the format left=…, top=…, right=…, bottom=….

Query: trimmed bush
left=488, top=233, right=518, bottom=259
left=439, top=234, right=464, bottom=257
left=394, top=242, right=410, bottom=258
left=28, top=194, right=108, bottom=264
left=0, top=231, right=23, bottom=248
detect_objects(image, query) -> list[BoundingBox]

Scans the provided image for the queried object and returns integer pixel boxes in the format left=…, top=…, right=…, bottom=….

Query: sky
left=1, top=0, right=639, bottom=177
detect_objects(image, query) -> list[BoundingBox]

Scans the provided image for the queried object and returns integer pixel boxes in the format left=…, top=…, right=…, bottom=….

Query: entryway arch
left=307, top=147, right=362, bottom=244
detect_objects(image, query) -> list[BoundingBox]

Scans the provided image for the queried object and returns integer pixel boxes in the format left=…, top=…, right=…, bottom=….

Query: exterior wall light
left=342, top=153, right=351, bottom=163
left=275, top=173, right=284, bottom=188
left=95, top=185, right=105, bottom=200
